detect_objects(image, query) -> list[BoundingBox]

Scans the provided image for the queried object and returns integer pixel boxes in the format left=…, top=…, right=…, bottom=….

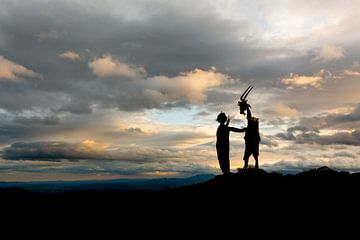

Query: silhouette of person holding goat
left=238, top=86, right=261, bottom=170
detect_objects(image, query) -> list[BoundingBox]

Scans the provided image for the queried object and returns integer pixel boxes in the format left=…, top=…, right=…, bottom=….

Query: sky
left=1, top=0, right=360, bottom=181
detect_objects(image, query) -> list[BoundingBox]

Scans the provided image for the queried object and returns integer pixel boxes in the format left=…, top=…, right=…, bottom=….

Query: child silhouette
left=216, top=112, right=246, bottom=175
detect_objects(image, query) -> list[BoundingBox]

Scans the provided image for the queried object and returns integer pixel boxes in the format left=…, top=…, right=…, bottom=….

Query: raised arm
left=246, top=105, right=252, bottom=119
left=229, top=127, right=246, bottom=132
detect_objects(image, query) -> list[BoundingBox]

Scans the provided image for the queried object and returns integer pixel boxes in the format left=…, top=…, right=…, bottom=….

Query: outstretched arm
left=229, top=127, right=246, bottom=132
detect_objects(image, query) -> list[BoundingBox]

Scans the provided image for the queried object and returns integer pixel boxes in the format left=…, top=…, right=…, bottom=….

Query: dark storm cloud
left=1, top=141, right=102, bottom=161
left=0, top=158, right=215, bottom=177
left=277, top=127, right=360, bottom=146
left=288, top=103, right=360, bottom=131
left=13, top=115, right=60, bottom=126
left=296, top=130, right=360, bottom=146
left=326, top=151, right=357, bottom=159
left=275, top=103, right=360, bottom=146
left=0, top=140, right=213, bottom=163
left=259, top=134, right=279, bottom=147
left=0, top=138, right=215, bottom=178
left=0, top=0, right=323, bottom=116
left=0, top=111, right=63, bottom=144
left=1, top=141, right=163, bottom=162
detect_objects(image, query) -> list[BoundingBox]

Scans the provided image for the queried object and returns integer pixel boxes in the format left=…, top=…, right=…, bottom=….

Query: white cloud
left=313, top=44, right=345, bottom=62
left=343, top=70, right=360, bottom=76
left=88, top=54, right=146, bottom=78
left=58, top=51, right=80, bottom=61
left=282, top=73, right=323, bottom=89
left=87, top=54, right=231, bottom=105
left=145, top=67, right=231, bottom=103
left=0, top=56, right=43, bottom=80
left=281, top=69, right=333, bottom=89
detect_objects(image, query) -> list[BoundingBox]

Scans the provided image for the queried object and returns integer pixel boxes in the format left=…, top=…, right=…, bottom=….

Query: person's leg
left=217, top=147, right=230, bottom=174
left=224, top=147, right=230, bottom=174
left=254, top=155, right=259, bottom=169
left=243, top=159, right=248, bottom=170
left=223, top=160, right=230, bottom=174
left=243, top=152, right=250, bottom=170
left=218, top=159, right=225, bottom=174
left=217, top=147, right=225, bottom=174
left=254, top=144, right=259, bottom=169
left=243, top=144, right=251, bottom=170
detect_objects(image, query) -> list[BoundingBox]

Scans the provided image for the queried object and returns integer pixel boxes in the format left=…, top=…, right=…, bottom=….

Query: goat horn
left=240, top=86, right=253, bottom=100
left=243, top=86, right=253, bottom=100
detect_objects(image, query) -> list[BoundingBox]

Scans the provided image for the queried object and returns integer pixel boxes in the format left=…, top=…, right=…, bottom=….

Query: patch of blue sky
left=148, top=106, right=205, bottom=126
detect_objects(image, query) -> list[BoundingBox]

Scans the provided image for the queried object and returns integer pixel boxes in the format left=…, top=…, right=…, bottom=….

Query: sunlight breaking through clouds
left=59, top=51, right=81, bottom=61
left=0, top=0, right=360, bottom=180
left=281, top=69, right=335, bottom=89
left=0, top=56, right=43, bottom=80
left=89, top=54, right=146, bottom=78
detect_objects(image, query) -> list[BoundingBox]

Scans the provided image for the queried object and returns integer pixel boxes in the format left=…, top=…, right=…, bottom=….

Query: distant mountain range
left=0, top=174, right=215, bottom=192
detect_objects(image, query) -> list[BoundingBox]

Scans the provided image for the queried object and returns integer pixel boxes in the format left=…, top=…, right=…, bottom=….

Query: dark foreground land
left=1, top=166, right=359, bottom=235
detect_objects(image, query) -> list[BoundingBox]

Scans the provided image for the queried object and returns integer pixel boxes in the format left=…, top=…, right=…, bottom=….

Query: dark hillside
left=1, top=167, right=359, bottom=235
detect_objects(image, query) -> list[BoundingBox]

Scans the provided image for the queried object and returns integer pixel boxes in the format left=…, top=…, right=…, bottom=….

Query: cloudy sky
left=1, top=0, right=360, bottom=181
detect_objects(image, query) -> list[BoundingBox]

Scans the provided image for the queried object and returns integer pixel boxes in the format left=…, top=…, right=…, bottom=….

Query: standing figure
left=216, top=112, right=246, bottom=174
left=238, top=86, right=261, bottom=170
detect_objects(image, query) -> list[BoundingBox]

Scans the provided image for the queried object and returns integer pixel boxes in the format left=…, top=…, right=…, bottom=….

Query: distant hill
left=0, top=173, right=215, bottom=192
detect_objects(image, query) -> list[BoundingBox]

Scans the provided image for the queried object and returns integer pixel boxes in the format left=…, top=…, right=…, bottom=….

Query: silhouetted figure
left=216, top=112, right=246, bottom=174
left=238, top=86, right=261, bottom=170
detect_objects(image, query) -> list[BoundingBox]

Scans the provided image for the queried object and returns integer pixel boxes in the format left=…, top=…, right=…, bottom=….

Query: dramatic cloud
left=82, top=62, right=232, bottom=111
left=1, top=0, right=360, bottom=179
left=89, top=54, right=146, bottom=78
left=87, top=56, right=229, bottom=106
left=278, top=129, right=360, bottom=146
left=275, top=103, right=360, bottom=146
left=2, top=140, right=162, bottom=162
left=0, top=56, right=43, bottom=80
left=144, top=67, right=231, bottom=104
left=313, top=44, right=345, bottom=62
left=299, top=103, right=360, bottom=130
left=0, top=158, right=215, bottom=181
left=58, top=51, right=80, bottom=61
left=306, top=130, right=360, bottom=146
left=2, top=141, right=107, bottom=161
left=1, top=140, right=214, bottom=164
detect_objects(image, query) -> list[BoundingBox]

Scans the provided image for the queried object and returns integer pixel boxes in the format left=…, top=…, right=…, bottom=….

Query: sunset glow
left=1, top=0, right=360, bottom=181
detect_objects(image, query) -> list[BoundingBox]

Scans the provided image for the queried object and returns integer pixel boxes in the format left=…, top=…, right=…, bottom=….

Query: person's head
left=216, top=112, right=227, bottom=124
